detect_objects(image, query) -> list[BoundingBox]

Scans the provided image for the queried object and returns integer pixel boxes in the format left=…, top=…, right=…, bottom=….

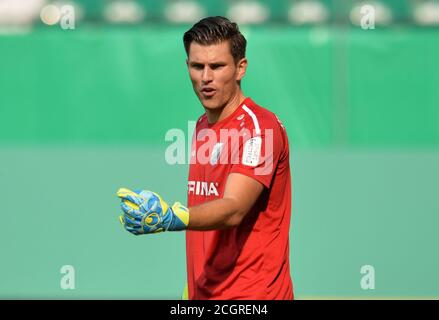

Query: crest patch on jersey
left=210, top=142, right=224, bottom=165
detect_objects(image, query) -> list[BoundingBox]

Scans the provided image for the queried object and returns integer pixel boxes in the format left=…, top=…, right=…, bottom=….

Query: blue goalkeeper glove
left=116, top=188, right=189, bottom=235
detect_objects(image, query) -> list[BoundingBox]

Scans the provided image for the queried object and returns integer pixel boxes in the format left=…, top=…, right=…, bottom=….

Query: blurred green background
left=1, top=0, right=439, bottom=299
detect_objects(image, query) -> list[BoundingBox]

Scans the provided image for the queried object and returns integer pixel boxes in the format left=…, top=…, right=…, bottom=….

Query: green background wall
left=1, top=26, right=438, bottom=298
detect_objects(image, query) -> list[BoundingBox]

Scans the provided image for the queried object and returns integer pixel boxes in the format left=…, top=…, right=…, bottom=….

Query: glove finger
left=117, top=188, right=143, bottom=206
left=120, top=202, right=143, bottom=219
left=124, top=214, right=142, bottom=227
left=125, top=194, right=144, bottom=207
left=125, top=225, right=142, bottom=235
left=116, top=187, right=137, bottom=198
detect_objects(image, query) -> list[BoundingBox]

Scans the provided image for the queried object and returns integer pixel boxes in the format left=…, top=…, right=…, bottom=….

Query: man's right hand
left=116, top=188, right=189, bottom=235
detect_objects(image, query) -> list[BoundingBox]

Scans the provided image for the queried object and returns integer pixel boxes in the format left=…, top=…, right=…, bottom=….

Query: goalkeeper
left=117, top=16, right=294, bottom=300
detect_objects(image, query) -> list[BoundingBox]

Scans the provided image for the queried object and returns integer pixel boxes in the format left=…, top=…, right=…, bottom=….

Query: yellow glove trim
left=171, top=202, right=190, bottom=227
left=117, top=187, right=138, bottom=199
left=117, top=188, right=140, bottom=211
left=181, top=283, right=189, bottom=300
left=152, top=192, right=170, bottom=217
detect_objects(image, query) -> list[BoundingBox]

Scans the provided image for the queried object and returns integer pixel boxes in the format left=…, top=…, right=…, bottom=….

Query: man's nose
left=201, top=67, right=213, bottom=83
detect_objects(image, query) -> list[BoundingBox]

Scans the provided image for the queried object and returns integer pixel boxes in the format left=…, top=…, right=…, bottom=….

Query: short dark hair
left=183, top=16, right=247, bottom=63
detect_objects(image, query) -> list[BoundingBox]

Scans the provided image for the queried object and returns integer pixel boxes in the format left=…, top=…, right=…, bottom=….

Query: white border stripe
left=242, top=104, right=261, bottom=135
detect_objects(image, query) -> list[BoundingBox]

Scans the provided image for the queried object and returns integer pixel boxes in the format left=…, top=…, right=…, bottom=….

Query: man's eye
left=192, top=65, right=204, bottom=70
left=211, top=65, right=223, bottom=70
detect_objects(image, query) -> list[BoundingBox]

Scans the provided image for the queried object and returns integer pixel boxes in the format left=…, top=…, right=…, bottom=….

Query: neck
left=206, top=91, right=246, bottom=124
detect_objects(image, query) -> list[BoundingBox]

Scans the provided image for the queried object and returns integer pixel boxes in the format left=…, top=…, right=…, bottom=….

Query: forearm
left=117, top=175, right=263, bottom=234
left=187, top=198, right=243, bottom=231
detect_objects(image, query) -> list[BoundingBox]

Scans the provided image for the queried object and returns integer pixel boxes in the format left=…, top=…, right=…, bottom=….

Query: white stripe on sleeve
left=242, top=104, right=261, bottom=135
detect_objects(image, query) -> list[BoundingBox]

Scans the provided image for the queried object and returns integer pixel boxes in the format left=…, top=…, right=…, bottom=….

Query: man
left=117, top=16, right=293, bottom=300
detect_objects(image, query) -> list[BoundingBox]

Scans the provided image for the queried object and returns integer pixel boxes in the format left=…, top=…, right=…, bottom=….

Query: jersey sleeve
left=229, top=120, right=285, bottom=189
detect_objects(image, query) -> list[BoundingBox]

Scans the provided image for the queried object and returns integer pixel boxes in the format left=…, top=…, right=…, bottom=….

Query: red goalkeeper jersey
left=186, top=97, right=293, bottom=300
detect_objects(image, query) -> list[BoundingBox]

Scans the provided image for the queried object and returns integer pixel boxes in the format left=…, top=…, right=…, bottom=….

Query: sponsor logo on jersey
left=188, top=181, right=219, bottom=196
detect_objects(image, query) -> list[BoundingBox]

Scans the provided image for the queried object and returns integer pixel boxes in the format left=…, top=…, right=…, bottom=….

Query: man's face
left=186, top=41, right=247, bottom=110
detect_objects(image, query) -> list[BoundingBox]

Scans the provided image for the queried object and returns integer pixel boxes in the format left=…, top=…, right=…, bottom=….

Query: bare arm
left=187, top=173, right=264, bottom=231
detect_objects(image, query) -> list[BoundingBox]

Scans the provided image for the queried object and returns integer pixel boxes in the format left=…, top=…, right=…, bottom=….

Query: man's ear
left=236, top=58, right=248, bottom=81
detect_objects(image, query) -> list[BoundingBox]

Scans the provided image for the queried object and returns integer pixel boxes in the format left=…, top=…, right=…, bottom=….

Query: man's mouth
left=201, top=87, right=216, bottom=98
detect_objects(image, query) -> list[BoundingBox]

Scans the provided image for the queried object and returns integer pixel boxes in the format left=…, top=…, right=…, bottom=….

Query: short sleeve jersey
left=186, top=97, right=293, bottom=300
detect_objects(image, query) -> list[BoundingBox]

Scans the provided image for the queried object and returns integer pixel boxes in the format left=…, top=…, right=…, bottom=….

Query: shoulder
left=240, top=98, right=285, bottom=135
